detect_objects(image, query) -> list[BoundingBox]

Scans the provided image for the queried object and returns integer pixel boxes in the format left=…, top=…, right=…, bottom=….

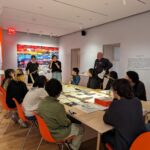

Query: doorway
left=71, top=48, right=80, bottom=70
left=103, top=43, right=120, bottom=76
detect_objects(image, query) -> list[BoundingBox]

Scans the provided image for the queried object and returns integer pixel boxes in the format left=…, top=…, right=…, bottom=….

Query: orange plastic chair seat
left=0, top=86, right=15, bottom=111
left=12, top=98, right=28, bottom=122
left=130, top=132, right=150, bottom=150
left=33, top=113, right=75, bottom=144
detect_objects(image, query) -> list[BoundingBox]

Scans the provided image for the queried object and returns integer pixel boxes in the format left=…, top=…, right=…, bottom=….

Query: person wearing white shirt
left=22, top=75, right=47, bottom=119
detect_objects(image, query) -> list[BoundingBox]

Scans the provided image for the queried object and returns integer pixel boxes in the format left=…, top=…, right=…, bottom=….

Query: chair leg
left=64, top=143, right=71, bottom=150
left=37, top=137, right=43, bottom=150
left=0, top=113, right=5, bottom=124
left=57, top=144, right=64, bottom=150
left=35, top=121, right=39, bottom=128
left=2, top=118, right=12, bottom=135
left=0, top=106, right=2, bottom=113
left=57, top=144, right=62, bottom=150
left=61, top=144, right=64, bottom=150
left=21, top=121, right=35, bottom=150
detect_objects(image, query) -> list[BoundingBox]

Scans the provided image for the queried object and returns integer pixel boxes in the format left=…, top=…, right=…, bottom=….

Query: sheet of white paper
left=74, top=103, right=108, bottom=113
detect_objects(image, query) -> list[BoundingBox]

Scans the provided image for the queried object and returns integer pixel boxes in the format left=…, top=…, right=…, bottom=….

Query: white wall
left=59, top=12, right=150, bottom=99
left=3, top=31, right=59, bottom=69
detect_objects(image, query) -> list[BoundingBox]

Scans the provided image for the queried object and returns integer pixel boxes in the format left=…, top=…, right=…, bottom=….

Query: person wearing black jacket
left=49, top=55, right=62, bottom=82
left=26, top=55, right=39, bottom=83
left=94, top=52, right=113, bottom=75
left=102, top=79, right=146, bottom=150
left=6, top=72, right=28, bottom=109
left=94, top=52, right=113, bottom=89
left=126, top=71, right=147, bottom=101
left=87, top=68, right=101, bottom=89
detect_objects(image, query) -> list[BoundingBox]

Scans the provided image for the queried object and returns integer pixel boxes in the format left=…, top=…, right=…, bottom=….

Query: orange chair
left=33, top=112, right=75, bottom=150
left=0, top=86, right=6, bottom=96
left=0, top=86, right=5, bottom=108
left=0, top=86, right=15, bottom=111
left=130, top=132, right=150, bottom=150
left=0, top=86, right=16, bottom=134
left=12, top=98, right=36, bottom=150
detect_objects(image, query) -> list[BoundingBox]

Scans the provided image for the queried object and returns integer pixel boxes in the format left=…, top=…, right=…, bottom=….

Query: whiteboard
left=128, top=58, right=150, bottom=70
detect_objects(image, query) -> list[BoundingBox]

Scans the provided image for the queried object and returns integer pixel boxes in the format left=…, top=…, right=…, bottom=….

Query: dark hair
left=33, top=75, right=47, bottom=88
left=52, top=55, right=57, bottom=59
left=45, top=79, right=62, bottom=97
left=112, top=79, right=134, bottom=99
left=88, top=68, right=96, bottom=76
left=31, top=55, right=36, bottom=59
left=4, top=69, right=15, bottom=79
left=126, top=71, right=139, bottom=83
left=109, top=71, right=118, bottom=80
left=73, top=68, right=79, bottom=74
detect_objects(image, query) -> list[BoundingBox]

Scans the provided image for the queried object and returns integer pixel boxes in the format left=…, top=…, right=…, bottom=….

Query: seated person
left=22, top=75, right=47, bottom=120
left=1, top=69, right=15, bottom=91
left=37, top=79, right=84, bottom=150
left=6, top=71, right=28, bottom=109
left=102, top=79, right=146, bottom=150
left=71, top=68, right=80, bottom=85
left=126, top=71, right=147, bottom=101
left=87, top=68, right=101, bottom=89
left=17, top=64, right=24, bottom=74
left=105, top=71, right=118, bottom=90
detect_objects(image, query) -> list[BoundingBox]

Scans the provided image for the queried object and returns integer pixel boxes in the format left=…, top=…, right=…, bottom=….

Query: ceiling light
left=123, top=0, right=127, bottom=5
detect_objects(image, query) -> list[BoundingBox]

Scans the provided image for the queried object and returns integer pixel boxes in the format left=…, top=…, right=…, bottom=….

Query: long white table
left=60, top=85, right=113, bottom=150
left=27, top=83, right=150, bottom=150
left=61, top=84, right=150, bottom=150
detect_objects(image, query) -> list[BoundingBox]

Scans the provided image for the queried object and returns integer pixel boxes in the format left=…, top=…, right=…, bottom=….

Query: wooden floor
left=0, top=110, right=96, bottom=150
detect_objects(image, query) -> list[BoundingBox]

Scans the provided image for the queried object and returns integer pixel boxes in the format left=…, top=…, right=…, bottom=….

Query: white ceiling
left=0, top=0, right=150, bottom=37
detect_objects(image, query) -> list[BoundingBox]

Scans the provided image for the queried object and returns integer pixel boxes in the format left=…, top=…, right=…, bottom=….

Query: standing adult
left=94, top=52, right=113, bottom=87
left=26, top=55, right=39, bottom=83
left=49, top=55, right=62, bottom=82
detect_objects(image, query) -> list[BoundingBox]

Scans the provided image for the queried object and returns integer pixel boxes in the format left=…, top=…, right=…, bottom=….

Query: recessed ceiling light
left=123, top=0, right=127, bottom=5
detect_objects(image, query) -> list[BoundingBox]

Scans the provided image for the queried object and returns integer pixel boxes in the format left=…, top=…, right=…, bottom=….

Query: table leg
left=96, top=132, right=101, bottom=150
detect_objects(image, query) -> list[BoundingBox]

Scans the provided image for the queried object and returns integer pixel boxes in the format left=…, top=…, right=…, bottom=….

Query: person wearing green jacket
left=37, top=79, right=84, bottom=150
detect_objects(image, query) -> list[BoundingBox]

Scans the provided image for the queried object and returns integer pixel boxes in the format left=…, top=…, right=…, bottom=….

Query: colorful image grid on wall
left=17, top=44, right=59, bottom=68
